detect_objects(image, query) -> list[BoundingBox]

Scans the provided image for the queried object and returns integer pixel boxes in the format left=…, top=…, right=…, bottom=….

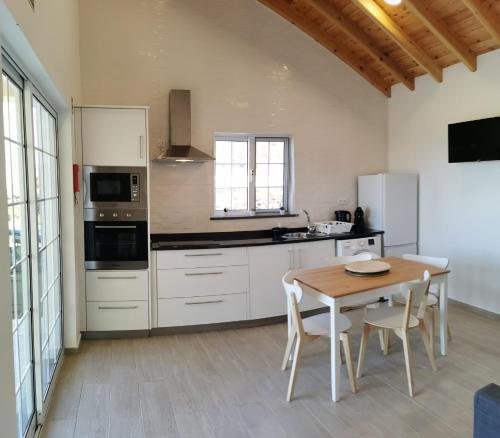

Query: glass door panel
left=32, top=97, right=62, bottom=397
left=2, top=71, right=36, bottom=438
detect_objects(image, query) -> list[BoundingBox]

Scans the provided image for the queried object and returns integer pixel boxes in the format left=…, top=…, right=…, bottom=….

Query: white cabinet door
left=248, top=244, right=294, bottom=319
left=82, top=107, right=147, bottom=166
left=294, top=240, right=334, bottom=311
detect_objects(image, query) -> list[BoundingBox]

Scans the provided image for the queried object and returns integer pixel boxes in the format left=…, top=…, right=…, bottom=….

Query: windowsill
left=210, top=213, right=299, bottom=220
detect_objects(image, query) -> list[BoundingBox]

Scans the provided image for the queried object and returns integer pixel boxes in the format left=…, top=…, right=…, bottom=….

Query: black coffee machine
left=352, top=207, right=365, bottom=232
left=334, top=210, right=351, bottom=222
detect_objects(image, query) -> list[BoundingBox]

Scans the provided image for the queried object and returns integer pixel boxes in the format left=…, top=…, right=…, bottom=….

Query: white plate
left=345, top=260, right=391, bottom=274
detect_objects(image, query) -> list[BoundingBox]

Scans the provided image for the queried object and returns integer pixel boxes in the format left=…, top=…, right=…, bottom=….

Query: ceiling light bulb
left=384, top=0, right=402, bottom=5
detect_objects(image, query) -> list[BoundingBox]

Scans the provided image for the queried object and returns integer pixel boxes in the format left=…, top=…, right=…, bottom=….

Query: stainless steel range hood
left=153, top=90, right=214, bottom=163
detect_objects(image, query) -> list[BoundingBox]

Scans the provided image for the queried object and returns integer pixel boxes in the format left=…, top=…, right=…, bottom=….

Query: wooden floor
left=42, top=304, right=500, bottom=438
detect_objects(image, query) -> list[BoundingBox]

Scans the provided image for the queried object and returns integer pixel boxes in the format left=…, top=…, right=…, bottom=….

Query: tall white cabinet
left=81, top=107, right=148, bottom=166
left=75, top=105, right=150, bottom=332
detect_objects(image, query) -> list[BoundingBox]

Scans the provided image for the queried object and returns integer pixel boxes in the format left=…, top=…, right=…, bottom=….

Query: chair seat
left=393, top=292, right=438, bottom=307
left=303, top=312, right=352, bottom=336
left=364, top=306, right=419, bottom=330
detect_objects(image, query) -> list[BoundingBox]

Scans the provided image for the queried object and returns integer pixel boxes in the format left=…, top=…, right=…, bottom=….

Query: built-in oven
left=83, top=166, right=147, bottom=210
left=84, top=209, right=148, bottom=270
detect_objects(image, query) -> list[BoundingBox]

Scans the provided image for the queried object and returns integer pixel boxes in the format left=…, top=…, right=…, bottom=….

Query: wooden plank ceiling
left=258, top=0, right=500, bottom=96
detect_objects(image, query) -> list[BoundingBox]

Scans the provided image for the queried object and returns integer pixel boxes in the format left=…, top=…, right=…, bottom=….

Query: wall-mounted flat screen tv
left=449, top=116, right=500, bottom=163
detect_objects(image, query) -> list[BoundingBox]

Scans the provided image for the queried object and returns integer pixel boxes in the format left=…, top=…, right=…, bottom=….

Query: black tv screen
left=449, top=116, right=500, bottom=163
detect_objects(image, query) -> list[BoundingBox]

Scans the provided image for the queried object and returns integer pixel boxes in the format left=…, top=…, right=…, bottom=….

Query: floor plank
left=43, top=304, right=491, bottom=438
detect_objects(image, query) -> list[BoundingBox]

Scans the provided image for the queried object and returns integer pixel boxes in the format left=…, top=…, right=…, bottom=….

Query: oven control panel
left=131, top=174, right=140, bottom=201
left=84, top=208, right=147, bottom=222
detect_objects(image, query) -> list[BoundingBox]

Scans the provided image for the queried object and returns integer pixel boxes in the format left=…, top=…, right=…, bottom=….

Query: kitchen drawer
left=156, top=247, right=248, bottom=269
left=157, top=265, right=248, bottom=298
left=86, top=301, right=149, bottom=331
left=157, top=293, right=247, bottom=327
left=86, top=270, right=149, bottom=302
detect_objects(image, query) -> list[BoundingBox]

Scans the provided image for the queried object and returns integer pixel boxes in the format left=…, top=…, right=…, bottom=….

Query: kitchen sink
left=281, top=232, right=315, bottom=240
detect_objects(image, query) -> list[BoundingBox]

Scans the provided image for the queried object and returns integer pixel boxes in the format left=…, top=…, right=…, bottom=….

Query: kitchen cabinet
left=248, top=244, right=294, bottom=320
left=248, top=240, right=333, bottom=319
left=293, top=240, right=334, bottom=311
left=85, top=270, right=149, bottom=331
left=156, top=247, right=249, bottom=327
left=81, top=107, right=148, bottom=166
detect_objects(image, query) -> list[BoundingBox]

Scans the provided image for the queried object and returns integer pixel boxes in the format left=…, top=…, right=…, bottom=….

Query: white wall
left=79, top=0, right=388, bottom=233
left=0, top=0, right=83, bottom=348
left=389, top=50, right=500, bottom=315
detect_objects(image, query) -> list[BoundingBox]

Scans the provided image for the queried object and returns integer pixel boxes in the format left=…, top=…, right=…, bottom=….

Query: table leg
left=330, top=299, right=341, bottom=402
left=439, top=275, right=448, bottom=356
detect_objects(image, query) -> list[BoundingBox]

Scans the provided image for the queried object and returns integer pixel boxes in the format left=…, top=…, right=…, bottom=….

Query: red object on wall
left=73, top=164, right=79, bottom=193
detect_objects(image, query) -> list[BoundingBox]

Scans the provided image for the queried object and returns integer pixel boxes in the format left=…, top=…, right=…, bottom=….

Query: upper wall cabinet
left=81, top=107, right=148, bottom=166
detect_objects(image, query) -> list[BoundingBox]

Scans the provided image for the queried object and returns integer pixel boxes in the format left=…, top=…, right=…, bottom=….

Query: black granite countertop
left=150, top=227, right=384, bottom=250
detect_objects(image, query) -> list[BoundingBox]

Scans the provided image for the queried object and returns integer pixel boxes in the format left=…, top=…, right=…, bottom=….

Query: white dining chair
left=393, top=254, right=451, bottom=357
left=356, top=270, right=437, bottom=397
left=281, top=274, right=357, bottom=401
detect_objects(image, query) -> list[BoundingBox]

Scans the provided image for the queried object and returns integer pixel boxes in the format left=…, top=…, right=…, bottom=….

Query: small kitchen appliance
left=335, top=210, right=351, bottom=222
left=352, top=207, right=366, bottom=232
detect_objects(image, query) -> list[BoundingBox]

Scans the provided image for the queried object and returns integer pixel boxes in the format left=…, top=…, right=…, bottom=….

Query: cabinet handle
left=185, top=300, right=224, bottom=305
left=97, top=276, right=138, bottom=280
left=184, top=272, right=223, bottom=276
left=298, top=249, right=303, bottom=269
left=95, top=225, right=137, bottom=229
left=184, top=253, right=223, bottom=257
left=288, top=249, right=294, bottom=270
left=98, top=305, right=139, bottom=310
left=139, top=135, right=143, bottom=159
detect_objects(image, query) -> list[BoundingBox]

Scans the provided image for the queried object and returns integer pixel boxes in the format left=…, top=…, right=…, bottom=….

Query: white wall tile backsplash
left=79, top=0, right=388, bottom=233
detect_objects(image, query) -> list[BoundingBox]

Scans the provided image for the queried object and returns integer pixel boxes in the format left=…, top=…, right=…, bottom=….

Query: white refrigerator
left=358, top=173, right=418, bottom=257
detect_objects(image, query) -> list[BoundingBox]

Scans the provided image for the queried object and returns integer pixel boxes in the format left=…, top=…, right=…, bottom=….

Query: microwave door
left=90, top=173, right=131, bottom=203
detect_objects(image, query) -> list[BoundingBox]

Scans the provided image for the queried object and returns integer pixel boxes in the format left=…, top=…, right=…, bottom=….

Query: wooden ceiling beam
left=462, top=0, right=500, bottom=44
left=305, top=0, right=414, bottom=90
left=257, top=0, right=391, bottom=96
left=352, top=0, right=443, bottom=82
left=405, top=0, right=476, bottom=71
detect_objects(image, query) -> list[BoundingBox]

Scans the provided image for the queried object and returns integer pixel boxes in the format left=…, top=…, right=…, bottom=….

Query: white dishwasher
left=336, top=235, right=382, bottom=257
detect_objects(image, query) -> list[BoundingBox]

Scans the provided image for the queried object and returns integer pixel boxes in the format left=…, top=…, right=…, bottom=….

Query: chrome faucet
left=301, top=209, right=316, bottom=234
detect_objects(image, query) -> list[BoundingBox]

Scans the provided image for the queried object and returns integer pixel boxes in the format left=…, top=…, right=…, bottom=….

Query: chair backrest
left=400, top=270, right=430, bottom=326
left=282, top=273, right=305, bottom=336
left=402, top=254, right=448, bottom=296
left=331, top=253, right=373, bottom=266
left=402, top=253, right=449, bottom=270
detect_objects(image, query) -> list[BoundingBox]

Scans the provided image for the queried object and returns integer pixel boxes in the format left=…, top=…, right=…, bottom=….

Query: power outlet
left=337, top=198, right=348, bottom=206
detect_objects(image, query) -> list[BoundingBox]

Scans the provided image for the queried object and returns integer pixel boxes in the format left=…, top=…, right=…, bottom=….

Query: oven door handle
left=94, top=225, right=137, bottom=229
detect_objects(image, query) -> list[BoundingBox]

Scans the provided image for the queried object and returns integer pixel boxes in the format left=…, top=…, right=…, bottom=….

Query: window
left=214, top=135, right=291, bottom=215
left=2, top=55, right=62, bottom=438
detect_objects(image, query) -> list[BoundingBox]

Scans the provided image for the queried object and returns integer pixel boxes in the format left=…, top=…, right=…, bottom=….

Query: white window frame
left=214, top=133, right=292, bottom=216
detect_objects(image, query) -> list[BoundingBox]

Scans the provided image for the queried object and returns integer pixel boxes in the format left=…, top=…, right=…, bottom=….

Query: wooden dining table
left=292, top=256, right=450, bottom=402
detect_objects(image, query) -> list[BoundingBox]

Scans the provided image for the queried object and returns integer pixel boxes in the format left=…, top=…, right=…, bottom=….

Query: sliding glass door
left=2, top=56, right=62, bottom=438
left=32, top=96, right=62, bottom=396
left=3, top=65, right=36, bottom=438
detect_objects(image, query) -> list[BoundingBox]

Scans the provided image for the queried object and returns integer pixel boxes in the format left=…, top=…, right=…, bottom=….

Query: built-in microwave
left=83, top=166, right=147, bottom=209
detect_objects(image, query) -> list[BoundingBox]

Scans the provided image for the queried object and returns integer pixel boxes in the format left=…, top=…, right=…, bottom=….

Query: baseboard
left=151, top=307, right=329, bottom=336
left=449, top=298, right=500, bottom=322
left=64, top=332, right=82, bottom=355
left=82, top=329, right=150, bottom=340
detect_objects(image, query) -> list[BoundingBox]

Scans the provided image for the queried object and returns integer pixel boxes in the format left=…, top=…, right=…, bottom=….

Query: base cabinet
left=157, top=293, right=247, bottom=327
left=248, top=245, right=294, bottom=319
left=248, top=241, right=334, bottom=319
left=86, top=301, right=149, bottom=331
left=85, top=270, right=149, bottom=331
